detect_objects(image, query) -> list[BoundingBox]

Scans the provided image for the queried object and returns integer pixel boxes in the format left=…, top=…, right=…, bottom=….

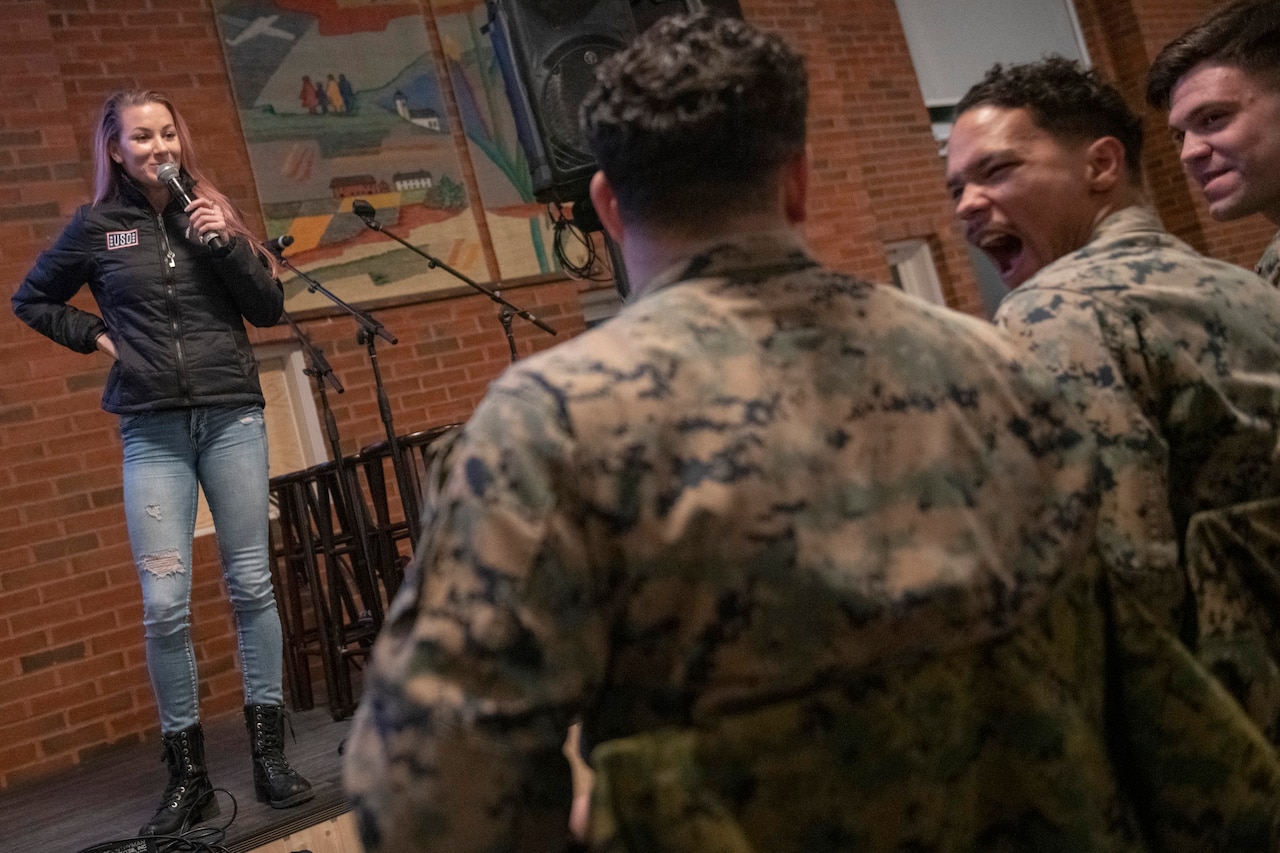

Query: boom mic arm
left=350, top=199, right=556, bottom=337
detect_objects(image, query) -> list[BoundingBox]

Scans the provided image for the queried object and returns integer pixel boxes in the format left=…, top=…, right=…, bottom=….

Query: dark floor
left=0, top=707, right=352, bottom=853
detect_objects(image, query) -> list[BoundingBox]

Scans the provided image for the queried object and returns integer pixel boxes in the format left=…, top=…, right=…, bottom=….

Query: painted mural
left=432, top=0, right=561, bottom=280
left=213, top=0, right=557, bottom=312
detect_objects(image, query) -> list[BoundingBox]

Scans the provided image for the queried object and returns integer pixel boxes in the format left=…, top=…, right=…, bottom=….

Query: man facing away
left=947, top=56, right=1280, bottom=744
left=1146, top=0, right=1280, bottom=286
left=343, top=16, right=1280, bottom=853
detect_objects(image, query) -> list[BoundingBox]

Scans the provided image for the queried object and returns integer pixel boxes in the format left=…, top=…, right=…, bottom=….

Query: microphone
left=352, top=199, right=379, bottom=227
left=265, top=234, right=294, bottom=256
left=156, top=162, right=225, bottom=250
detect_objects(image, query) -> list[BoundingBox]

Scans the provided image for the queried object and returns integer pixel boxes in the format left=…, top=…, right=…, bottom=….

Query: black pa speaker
left=485, top=0, right=741, bottom=204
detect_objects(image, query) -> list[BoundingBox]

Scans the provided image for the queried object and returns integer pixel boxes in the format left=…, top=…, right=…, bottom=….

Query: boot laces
left=158, top=734, right=201, bottom=808
left=252, top=709, right=297, bottom=777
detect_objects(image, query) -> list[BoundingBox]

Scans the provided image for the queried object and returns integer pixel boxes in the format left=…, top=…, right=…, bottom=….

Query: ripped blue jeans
left=120, top=404, right=283, bottom=733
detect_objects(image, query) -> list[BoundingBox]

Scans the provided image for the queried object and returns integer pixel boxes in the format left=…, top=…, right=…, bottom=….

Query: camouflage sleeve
left=1183, top=498, right=1280, bottom=744
left=995, top=288, right=1184, bottom=628
left=343, top=375, right=606, bottom=853
left=1256, top=230, right=1280, bottom=288
left=1107, top=583, right=1280, bottom=853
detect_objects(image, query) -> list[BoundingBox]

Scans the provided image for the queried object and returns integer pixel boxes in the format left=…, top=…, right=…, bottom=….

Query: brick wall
left=0, top=0, right=589, bottom=789
left=0, top=0, right=1275, bottom=789
left=744, top=0, right=985, bottom=312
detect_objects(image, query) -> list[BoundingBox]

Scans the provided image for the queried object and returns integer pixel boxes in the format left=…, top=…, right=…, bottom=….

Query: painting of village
left=214, top=0, right=561, bottom=312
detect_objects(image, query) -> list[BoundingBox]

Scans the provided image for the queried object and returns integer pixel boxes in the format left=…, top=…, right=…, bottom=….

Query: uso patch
left=106, top=229, right=139, bottom=250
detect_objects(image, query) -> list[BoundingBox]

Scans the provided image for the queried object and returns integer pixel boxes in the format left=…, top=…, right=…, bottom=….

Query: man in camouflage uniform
left=1146, top=0, right=1280, bottom=287
left=344, top=16, right=1280, bottom=853
left=947, top=58, right=1280, bottom=742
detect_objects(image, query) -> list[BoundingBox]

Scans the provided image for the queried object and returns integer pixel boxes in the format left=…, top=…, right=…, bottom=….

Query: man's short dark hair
left=1146, top=0, right=1280, bottom=109
left=579, top=12, right=807, bottom=225
left=955, top=57, right=1145, bottom=182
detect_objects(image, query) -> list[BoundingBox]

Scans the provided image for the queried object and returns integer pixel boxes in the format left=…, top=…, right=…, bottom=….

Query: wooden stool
left=268, top=461, right=382, bottom=720
left=353, top=424, right=462, bottom=598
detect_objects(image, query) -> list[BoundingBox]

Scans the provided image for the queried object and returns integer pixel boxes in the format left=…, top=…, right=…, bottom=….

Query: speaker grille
left=540, top=39, right=622, bottom=175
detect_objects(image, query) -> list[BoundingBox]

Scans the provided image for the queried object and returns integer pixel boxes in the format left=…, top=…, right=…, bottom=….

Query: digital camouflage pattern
left=1185, top=496, right=1280, bottom=742
left=590, top=584, right=1280, bottom=853
left=344, top=232, right=1280, bottom=853
left=1257, top=228, right=1280, bottom=287
left=995, top=204, right=1280, bottom=741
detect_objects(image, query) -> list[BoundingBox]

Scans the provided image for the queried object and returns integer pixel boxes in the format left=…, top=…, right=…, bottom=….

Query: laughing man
left=946, top=56, right=1280, bottom=742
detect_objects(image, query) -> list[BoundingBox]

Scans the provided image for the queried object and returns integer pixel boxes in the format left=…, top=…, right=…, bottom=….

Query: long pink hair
left=91, top=89, right=282, bottom=277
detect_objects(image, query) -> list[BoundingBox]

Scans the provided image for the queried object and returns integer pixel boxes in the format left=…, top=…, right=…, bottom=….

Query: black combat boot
left=139, top=723, right=220, bottom=836
left=245, top=704, right=314, bottom=808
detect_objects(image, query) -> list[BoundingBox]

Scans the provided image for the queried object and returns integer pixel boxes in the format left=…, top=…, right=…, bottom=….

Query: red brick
left=67, top=689, right=134, bottom=725
left=40, top=719, right=108, bottom=757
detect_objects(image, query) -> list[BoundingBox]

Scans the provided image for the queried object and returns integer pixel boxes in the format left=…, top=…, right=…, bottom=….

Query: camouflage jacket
left=344, top=231, right=1280, bottom=853
left=995, top=205, right=1280, bottom=736
left=1258, top=227, right=1280, bottom=287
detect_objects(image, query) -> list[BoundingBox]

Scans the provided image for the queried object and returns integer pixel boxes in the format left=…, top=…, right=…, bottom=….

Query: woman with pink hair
left=12, top=89, right=312, bottom=837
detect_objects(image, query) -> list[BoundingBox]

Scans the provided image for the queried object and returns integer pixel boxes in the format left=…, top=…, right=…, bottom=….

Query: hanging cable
left=549, top=202, right=612, bottom=283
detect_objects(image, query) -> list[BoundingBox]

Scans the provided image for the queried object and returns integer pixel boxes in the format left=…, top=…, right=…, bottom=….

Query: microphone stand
left=497, top=300, right=518, bottom=363
left=273, top=249, right=421, bottom=596
left=351, top=199, right=557, bottom=366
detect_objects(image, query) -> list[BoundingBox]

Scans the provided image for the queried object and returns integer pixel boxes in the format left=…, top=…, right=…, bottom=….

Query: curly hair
left=1146, top=0, right=1280, bottom=109
left=578, top=12, right=807, bottom=224
left=955, top=57, right=1144, bottom=182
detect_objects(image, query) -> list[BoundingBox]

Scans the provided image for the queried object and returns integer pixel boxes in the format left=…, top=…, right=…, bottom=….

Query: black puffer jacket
left=12, top=179, right=282, bottom=415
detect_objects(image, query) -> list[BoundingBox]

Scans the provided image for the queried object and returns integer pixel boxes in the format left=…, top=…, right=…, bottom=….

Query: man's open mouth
left=978, top=231, right=1023, bottom=277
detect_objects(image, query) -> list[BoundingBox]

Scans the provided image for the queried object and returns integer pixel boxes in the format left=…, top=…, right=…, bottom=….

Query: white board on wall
left=895, top=0, right=1089, bottom=107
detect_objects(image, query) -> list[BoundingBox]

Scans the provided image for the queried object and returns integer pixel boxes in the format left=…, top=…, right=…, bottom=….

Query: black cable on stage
left=73, top=788, right=237, bottom=853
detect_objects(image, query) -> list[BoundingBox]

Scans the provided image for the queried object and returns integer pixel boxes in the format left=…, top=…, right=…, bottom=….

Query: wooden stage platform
left=0, top=707, right=353, bottom=853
